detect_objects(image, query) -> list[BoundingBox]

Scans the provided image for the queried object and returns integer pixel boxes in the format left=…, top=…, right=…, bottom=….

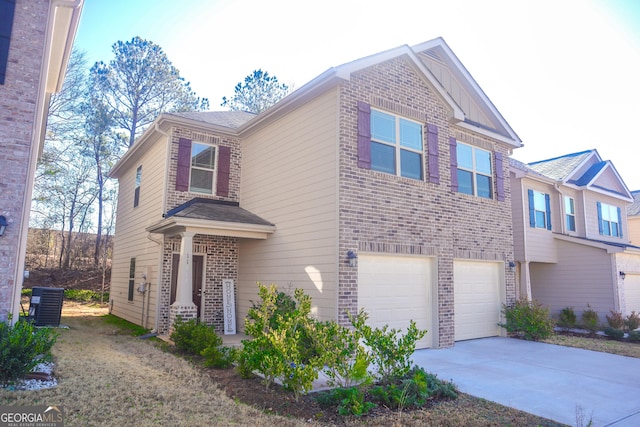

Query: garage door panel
left=454, top=260, right=502, bottom=341
left=358, top=254, right=433, bottom=349
left=624, top=274, right=640, bottom=315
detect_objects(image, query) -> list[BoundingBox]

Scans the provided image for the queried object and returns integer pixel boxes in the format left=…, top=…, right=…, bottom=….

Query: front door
left=170, top=254, right=205, bottom=320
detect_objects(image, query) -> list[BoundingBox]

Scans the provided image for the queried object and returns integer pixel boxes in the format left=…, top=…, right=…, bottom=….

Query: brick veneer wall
left=158, top=234, right=239, bottom=334
left=337, top=58, right=516, bottom=348
left=165, top=126, right=242, bottom=211
left=0, top=0, right=48, bottom=321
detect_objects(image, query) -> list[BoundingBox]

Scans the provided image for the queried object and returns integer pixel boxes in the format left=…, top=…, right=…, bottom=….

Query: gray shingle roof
left=168, top=111, right=256, bottom=129
left=527, top=150, right=594, bottom=181
left=166, top=198, right=273, bottom=226
left=629, top=190, right=640, bottom=217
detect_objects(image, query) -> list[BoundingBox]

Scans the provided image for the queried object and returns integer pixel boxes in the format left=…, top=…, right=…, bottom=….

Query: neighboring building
left=0, top=0, right=83, bottom=322
left=109, top=38, right=521, bottom=348
left=629, top=190, right=640, bottom=246
left=510, top=150, right=640, bottom=320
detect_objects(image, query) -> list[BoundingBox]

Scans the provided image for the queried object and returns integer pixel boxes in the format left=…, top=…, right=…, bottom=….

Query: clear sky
left=74, top=0, right=640, bottom=190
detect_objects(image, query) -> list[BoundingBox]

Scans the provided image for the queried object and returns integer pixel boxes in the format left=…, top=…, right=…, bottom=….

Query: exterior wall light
left=0, top=216, right=7, bottom=236
left=619, top=271, right=626, bottom=280
left=347, top=250, right=358, bottom=267
left=508, top=261, right=516, bottom=269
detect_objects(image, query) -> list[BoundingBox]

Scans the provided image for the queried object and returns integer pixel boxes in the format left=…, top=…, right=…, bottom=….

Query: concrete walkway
left=411, top=337, right=640, bottom=426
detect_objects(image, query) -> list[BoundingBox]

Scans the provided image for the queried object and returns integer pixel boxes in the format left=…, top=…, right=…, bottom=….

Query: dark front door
left=170, top=254, right=205, bottom=320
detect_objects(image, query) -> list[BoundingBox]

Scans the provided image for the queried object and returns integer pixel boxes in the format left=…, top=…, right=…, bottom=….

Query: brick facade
left=337, top=58, right=516, bottom=347
left=0, top=0, right=48, bottom=321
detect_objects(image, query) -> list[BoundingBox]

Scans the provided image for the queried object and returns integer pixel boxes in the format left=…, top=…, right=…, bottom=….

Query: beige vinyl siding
left=523, top=179, right=558, bottom=262
left=238, top=89, right=339, bottom=323
left=629, top=217, right=640, bottom=246
left=593, top=168, right=627, bottom=194
left=511, top=174, right=526, bottom=261
left=111, top=133, right=167, bottom=328
left=583, top=192, right=628, bottom=242
left=530, top=239, right=615, bottom=320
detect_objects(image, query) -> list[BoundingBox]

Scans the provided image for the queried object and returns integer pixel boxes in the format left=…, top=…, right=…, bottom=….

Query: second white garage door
left=358, top=254, right=433, bottom=349
left=454, top=260, right=503, bottom=341
left=623, top=274, right=640, bottom=315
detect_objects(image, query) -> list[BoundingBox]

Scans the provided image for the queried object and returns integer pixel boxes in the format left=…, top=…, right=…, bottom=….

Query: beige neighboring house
left=0, top=0, right=83, bottom=322
left=109, top=37, right=522, bottom=349
left=629, top=190, right=640, bottom=246
left=511, top=150, right=640, bottom=320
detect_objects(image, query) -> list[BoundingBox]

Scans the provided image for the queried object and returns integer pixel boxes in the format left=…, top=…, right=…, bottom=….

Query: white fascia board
left=146, top=217, right=276, bottom=239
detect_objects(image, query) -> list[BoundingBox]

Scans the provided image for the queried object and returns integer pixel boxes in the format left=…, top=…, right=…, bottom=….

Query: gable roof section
left=629, top=191, right=640, bottom=217
left=528, top=150, right=594, bottom=181
left=168, top=111, right=256, bottom=129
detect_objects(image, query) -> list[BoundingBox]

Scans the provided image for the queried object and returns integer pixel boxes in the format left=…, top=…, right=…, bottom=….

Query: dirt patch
left=23, top=268, right=109, bottom=292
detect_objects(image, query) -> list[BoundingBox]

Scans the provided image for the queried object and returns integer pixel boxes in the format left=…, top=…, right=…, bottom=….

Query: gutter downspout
left=555, top=182, right=566, bottom=235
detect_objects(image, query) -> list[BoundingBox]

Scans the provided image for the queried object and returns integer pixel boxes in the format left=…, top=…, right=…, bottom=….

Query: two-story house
left=0, top=0, right=83, bottom=322
left=511, top=150, right=640, bottom=320
left=109, top=38, right=521, bottom=348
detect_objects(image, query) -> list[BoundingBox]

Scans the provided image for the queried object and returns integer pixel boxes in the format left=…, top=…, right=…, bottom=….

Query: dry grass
left=543, top=333, right=640, bottom=358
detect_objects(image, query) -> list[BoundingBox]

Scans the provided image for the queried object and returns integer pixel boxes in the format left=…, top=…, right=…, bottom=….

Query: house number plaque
left=222, top=279, right=236, bottom=335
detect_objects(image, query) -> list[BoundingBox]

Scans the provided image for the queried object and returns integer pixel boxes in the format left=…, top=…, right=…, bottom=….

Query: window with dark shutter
left=427, top=124, right=439, bottom=184
left=357, top=101, right=371, bottom=169
left=216, top=145, right=231, bottom=197
left=529, top=189, right=551, bottom=230
left=176, top=138, right=192, bottom=191
left=0, top=0, right=16, bottom=85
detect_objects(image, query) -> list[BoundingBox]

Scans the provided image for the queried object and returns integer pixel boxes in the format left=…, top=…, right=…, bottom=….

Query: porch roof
left=146, top=199, right=275, bottom=239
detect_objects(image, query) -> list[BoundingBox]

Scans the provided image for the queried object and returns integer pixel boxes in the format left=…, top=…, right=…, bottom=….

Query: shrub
left=498, top=298, right=554, bottom=341
left=603, top=327, right=624, bottom=340
left=170, top=317, right=235, bottom=368
left=625, top=311, right=640, bottom=332
left=628, top=330, right=640, bottom=342
left=350, top=309, right=427, bottom=384
left=606, top=310, right=624, bottom=330
left=316, top=386, right=376, bottom=417
left=581, top=305, right=600, bottom=333
left=0, top=318, right=57, bottom=385
left=557, top=307, right=577, bottom=330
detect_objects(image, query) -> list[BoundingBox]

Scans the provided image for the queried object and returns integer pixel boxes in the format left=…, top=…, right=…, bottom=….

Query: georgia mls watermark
left=0, top=406, right=64, bottom=427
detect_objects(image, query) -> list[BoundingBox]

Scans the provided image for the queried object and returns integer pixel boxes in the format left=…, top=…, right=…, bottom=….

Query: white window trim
left=457, top=142, right=493, bottom=199
left=533, top=191, right=547, bottom=229
left=564, top=196, right=575, bottom=232
left=189, top=142, right=218, bottom=195
left=370, top=109, right=424, bottom=180
left=600, top=202, right=621, bottom=237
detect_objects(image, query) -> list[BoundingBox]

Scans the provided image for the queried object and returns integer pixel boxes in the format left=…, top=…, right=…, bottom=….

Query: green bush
left=606, top=310, right=624, bottom=330
left=625, top=311, right=640, bottom=332
left=170, top=317, right=234, bottom=368
left=557, top=307, right=577, bottom=330
left=498, top=298, right=554, bottom=341
left=628, top=330, right=640, bottom=342
left=581, top=305, right=600, bottom=333
left=0, top=318, right=57, bottom=385
left=603, top=327, right=624, bottom=340
left=316, top=386, right=376, bottom=417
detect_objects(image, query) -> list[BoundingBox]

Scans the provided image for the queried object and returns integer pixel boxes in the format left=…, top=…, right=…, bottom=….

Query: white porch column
left=170, top=231, right=197, bottom=331
left=521, top=261, right=532, bottom=301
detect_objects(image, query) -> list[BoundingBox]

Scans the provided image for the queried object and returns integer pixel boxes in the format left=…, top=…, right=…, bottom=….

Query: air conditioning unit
left=28, top=287, right=64, bottom=327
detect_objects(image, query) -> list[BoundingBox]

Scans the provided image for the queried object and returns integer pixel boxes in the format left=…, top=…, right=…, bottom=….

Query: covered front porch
left=146, top=198, right=275, bottom=335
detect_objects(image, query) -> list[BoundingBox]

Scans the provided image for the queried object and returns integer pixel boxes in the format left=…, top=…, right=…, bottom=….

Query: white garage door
left=358, top=254, right=433, bottom=349
left=624, top=274, right=640, bottom=315
left=454, top=260, right=502, bottom=341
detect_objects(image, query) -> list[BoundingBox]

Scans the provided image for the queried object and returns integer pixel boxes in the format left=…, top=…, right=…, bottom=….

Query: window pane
left=535, top=211, right=546, bottom=228
left=371, top=110, right=395, bottom=143
left=456, top=143, right=473, bottom=169
left=400, top=150, right=422, bottom=180
left=457, top=169, right=473, bottom=195
left=610, top=205, right=619, bottom=222
left=190, top=169, right=214, bottom=194
left=371, top=142, right=395, bottom=174
left=566, top=215, right=576, bottom=231
left=564, top=197, right=574, bottom=214
left=399, top=119, right=422, bottom=150
left=533, top=191, right=546, bottom=210
left=476, top=174, right=492, bottom=199
left=192, top=143, right=216, bottom=168
left=603, top=221, right=611, bottom=236
left=612, top=222, right=619, bottom=237
left=475, top=149, right=492, bottom=175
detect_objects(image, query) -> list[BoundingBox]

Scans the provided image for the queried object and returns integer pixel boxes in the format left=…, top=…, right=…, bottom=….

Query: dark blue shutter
left=176, top=138, right=191, bottom=191
left=427, top=124, right=439, bottom=184
left=495, top=152, right=505, bottom=202
left=545, top=193, right=552, bottom=230
left=528, top=189, right=535, bottom=227
left=617, top=206, right=623, bottom=238
left=357, top=101, right=371, bottom=169
left=597, top=202, right=603, bottom=235
left=0, top=0, right=16, bottom=85
left=449, top=137, right=458, bottom=192
left=216, top=145, right=231, bottom=197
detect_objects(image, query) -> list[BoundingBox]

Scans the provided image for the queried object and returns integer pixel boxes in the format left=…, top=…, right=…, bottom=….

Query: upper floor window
left=598, top=202, right=622, bottom=237
left=190, top=142, right=217, bottom=194
left=128, top=258, right=136, bottom=301
left=370, top=109, right=423, bottom=180
left=457, top=142, right=492, bottom=198
left=528, top=189, right=551, bottom=230
left=564, top=196, right=575, bottom=232
left=134, top=166, right=142, bottom=208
